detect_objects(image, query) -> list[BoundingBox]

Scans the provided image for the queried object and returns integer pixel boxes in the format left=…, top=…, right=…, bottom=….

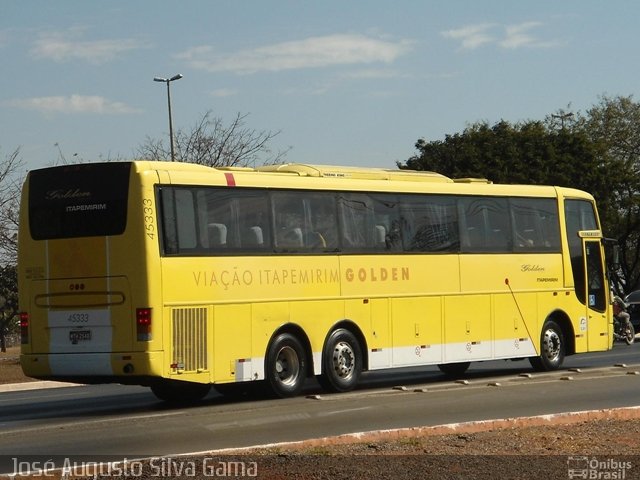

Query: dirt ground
left=2, top=347, right=640, bottom=479
left=0, top=346, right=34, bottom=384
left=219, top=413, right=640, bottom=479
left=5, top=418, right=637, bottom=479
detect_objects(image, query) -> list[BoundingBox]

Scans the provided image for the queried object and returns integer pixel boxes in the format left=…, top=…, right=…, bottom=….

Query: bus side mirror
left=612, top=244, right=620, bottom=269
left=604, top=239, right=620, bottom=269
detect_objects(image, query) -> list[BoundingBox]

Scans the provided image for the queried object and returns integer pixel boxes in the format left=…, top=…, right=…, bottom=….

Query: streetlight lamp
left=551, top=112, right=573, bottom=130
left=153, top=73, right=183, bottom=161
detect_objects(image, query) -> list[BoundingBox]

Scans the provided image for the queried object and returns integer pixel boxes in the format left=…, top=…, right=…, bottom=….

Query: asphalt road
left=0, top=342, right=639, bottom=473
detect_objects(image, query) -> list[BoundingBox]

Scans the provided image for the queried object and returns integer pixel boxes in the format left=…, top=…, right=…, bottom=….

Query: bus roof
left=44, top=161, right=589, bottom=199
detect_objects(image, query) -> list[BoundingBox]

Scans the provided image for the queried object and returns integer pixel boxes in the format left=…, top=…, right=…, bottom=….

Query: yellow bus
left=18, top=161, right=613, bottom=401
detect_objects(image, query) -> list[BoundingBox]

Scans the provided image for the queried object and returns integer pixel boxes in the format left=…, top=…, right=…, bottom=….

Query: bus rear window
left=28, top=162, right=131, bottom=240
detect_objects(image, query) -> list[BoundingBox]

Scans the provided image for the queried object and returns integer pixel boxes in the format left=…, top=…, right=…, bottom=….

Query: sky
left=1, top=1, right=639, bottom=172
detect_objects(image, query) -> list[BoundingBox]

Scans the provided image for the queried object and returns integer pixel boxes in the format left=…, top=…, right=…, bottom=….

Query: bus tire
left=265, top=333, right=307, bottom=398
left=437, top=362, right=470, bottom=378
left=318, top=328, right=363, bottom=393
left=529, top=320, right=565, bottom=371
left=624, top=321, right=635, bottom=345
left=150, top=380, right=211, bottom=403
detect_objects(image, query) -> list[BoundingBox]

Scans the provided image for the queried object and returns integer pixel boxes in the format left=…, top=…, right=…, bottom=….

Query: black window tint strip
left=158, top=185, right=564, bottom=257
left=29, top=162, right=130, bottom=240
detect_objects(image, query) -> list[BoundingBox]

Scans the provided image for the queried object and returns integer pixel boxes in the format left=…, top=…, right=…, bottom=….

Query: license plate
left=69, top=330, right=91, bottom=344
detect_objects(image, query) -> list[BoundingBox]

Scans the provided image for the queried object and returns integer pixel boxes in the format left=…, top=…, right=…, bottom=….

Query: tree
left=400, top=114, right=628, bottom=285
left=578, top=95, right=640, bottom=293
left=403, top=118, right=611, bottom=198
left=403, top=96, right=640, bottom=295
left=0, top=147, right=23, bottom=351
left=0, top=264, right=18, bottom=352
left=137, top=111, right=289, bottom=167
left=0, top=147, right=22, bottom=265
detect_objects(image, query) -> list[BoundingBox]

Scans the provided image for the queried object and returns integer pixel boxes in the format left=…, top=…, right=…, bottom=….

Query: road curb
left=206, top=405, right=640, bottom=454
left=0, top=380, right=79, bottom=392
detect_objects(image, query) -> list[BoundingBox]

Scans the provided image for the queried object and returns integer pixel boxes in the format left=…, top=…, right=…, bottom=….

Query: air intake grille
left=172, top=307, right=208, bottom=372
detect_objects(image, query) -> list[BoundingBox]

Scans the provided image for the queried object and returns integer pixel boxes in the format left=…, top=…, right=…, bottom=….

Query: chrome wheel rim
left=275, top=346, right=300, bottom=387
left=625, top=326, right=635, bottom=342
left=542, top=329, right=561, bottom=362
left=332, top=341, right=355, bottom=380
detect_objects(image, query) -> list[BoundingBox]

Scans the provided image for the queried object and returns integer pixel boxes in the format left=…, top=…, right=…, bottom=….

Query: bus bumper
left=20, top=351, right=165, bottom=381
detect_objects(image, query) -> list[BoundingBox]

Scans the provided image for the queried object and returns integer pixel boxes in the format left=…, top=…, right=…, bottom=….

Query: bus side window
left=338, top=193, right=374, bottom=251
left=203, top=189, right=235, bottom=250
left=272, top=192, right=305, bottom=251
left=160, top=188, right=178, bottom=254
left=511, top=198, right=561, bottom=252
left=174, top=189, right=198, bottom=250
left=459, top=197, right=510, bottom=252
left=236, top=191, right=271, bottom=250
left=306, top=193, right=338, bottom=251
left=484, top=198, right=510, bottom=251
left=400, top=195, right=458, bottom=253
left=371, top=193, right=401, bottom=252
left=196, top=190, right=210, bottom=248
left=159, top=187, right=203, bottom=253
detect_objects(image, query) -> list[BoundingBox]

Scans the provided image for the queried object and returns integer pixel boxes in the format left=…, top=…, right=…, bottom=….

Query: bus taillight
left=19, top=312, right=29, bottom=344
left=136, top=308, right=152, bottom=341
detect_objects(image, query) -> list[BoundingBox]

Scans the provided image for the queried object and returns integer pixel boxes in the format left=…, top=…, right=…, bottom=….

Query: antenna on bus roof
left=256, top=164, right=454, bottom=183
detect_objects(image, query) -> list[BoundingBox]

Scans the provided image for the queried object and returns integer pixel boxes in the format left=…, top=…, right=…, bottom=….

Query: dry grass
left=0, top=345, right=34, bottom=384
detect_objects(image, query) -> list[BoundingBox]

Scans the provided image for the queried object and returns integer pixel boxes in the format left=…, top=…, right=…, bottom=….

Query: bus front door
left=583, top=238, right=610, bottom=351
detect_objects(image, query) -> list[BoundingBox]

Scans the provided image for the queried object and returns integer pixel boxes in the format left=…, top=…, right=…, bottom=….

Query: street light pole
left=153, top=74, right=183, bottom=161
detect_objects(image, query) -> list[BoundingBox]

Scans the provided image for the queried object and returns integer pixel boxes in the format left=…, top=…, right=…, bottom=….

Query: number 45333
left=143, top=198, right=155, bottom=240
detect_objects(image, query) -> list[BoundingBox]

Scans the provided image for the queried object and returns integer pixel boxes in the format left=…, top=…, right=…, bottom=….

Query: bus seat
left=244, top=226, right=264, bottom=247
left=375, top=225, right=386, bottom=248
left=278, top=227, right=304, bottom=247
left=209, top=223, right=227, bottom=247
left=466, top=226, right=483, bottom=248
left=308, top=231, right=327, bottom=249
left=521, top=228, right=536, bottom=247
left=490, top=228, right=509, bottom=248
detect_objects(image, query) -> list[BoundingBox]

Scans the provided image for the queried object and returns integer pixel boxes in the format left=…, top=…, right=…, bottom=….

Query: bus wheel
left=529, top=320, right=565, bottom=372
left=624, top=321, right=635, bottom=345
left=150, top=380, right=211, bottom=403
left=265, top=333, right=307, bottom=398
left=437, top=362, right=470, bottom=378
left=319, top=328, right=363, bottom=393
